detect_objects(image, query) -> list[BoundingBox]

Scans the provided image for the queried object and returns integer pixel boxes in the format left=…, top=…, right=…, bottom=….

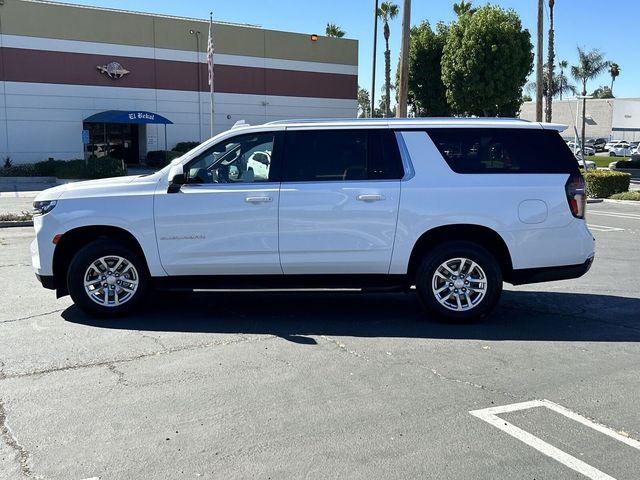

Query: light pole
left=536, top=0, right=543, bottom=122
left=574, top=95, right=592, bottom=171
left=189, top=29, right=202, bottom=142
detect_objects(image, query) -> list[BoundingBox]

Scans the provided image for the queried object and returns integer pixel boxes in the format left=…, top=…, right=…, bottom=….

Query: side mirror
left=167, top=164, right=185, bottom=194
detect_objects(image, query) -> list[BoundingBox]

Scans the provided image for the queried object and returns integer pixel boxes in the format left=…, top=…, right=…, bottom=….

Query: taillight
left=565, top=173, right=586, bottom=219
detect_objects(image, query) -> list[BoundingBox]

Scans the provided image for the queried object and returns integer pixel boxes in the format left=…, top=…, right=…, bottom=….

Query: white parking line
left=470, top=399, right=640, bottom=480
left=588, top=224, right=625, bottom=232
left=589, top=211, right=640, bottom=221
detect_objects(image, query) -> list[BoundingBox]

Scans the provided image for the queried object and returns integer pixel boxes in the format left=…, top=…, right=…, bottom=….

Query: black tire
left=415, top=241, right=502, bottom=322
left=67, top=239, right=149, bottom=317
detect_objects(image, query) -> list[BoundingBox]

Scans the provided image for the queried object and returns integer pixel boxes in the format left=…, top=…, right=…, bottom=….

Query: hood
left=64, top=174, right=141, bottom=191
left=35, top=175, right=159, bottom=202
left=34, top=183, right=68, bottom=202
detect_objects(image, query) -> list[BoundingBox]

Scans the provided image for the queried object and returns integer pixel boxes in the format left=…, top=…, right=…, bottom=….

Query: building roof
left=25, top=0, right=259, bottom=28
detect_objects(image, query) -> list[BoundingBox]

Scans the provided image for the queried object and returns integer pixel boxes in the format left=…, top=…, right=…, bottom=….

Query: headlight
left=32, top=200, right=57, bottom=215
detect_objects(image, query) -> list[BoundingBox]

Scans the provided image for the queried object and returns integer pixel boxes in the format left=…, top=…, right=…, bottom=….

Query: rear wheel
left=415, top=241, right=502, bottom=322
left=67, top=239, right=148, bottom=317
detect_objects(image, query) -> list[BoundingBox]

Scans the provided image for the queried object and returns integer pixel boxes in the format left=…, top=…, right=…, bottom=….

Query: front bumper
left=36, top=274, right=56, bottom=290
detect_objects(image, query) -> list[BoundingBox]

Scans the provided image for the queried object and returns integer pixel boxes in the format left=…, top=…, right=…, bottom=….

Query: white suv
left=31, top=118, right=595, bottom=321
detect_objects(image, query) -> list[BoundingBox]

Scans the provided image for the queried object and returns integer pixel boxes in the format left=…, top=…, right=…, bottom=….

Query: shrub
left=83, top=157, right=127, bottom=179
left=584, top=170, right=631, bottom=198
left=173, top=141, right=200, bottom=153
left=145, top=150, right=182, bottom=168
left=32, top=159, right=65, bottom=176
left=3, top=157, right=12, bottom=168
left=609, top=191, right=640, bottom=201
left=613, top=159, right=640, bottom=169
left=0, top=164, right=36, bottom=176
left=0, top=157, right=126, bottom=179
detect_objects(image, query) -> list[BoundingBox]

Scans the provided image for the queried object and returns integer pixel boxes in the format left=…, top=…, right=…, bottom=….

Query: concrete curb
left=0, top=221, right=33, bottom=228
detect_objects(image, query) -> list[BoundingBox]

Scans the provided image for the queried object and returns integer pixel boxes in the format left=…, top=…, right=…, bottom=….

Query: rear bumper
left=509, top=256, right=594, bottom=286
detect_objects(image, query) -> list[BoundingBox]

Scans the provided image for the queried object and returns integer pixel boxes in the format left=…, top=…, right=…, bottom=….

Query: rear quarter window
left=425, top=128, right=580, bottom=174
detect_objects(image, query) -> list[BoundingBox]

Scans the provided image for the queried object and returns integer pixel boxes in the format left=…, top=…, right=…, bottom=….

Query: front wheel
left=415, top=241, right=503, bottom=322
left=67, top=239, right=149, bottom=317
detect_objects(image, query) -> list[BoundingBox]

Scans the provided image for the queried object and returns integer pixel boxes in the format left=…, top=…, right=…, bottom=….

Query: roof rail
left=232, top=120, right=251, bottom=129
left=265, top=117, right=534, bottom=126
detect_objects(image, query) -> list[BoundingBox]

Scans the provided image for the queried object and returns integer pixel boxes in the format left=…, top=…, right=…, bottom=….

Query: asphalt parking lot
left=1, top=202, right=639, bottom=480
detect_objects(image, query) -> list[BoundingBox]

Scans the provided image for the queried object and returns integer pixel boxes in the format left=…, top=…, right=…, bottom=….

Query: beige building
left=520, top=98, right=640, bottom=141
left=0, top=0, right=358, bottom=164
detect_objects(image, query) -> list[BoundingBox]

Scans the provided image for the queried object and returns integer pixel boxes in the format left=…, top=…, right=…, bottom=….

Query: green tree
left=571, top=47, right=610, bottom=157
left=526, top=67, right=577, bottom=101
left=558, top=59, right=569, bottom=100
left=609, top=62, right=620, bottom=94
left=357, top=87, right=371, bottom=118
left=325, top=23, right=345, bottom=38
left=453, top=0, right=477, bottom=17
left=377, top=1, right=399, bottom=117
left=378, top=94, right=396, bottom=117
left=591, top=85, right=614, bottom=99
left=405, top=21, right=450, bottom=116
left=441, top=5, right=533, bottom=117
left=522, top=94, right=533, bottom=102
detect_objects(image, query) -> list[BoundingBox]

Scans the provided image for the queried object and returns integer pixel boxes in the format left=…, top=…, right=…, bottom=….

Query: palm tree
left=453, top=0, right=476, bottom=16
left=609, top=62, right=620, bottom=95
left=571, top=47, right=610, bottom=156
left=545, top=0, right=555, bottom=123
left=357, top=86, right=371, bottom=118
left=325, top=23, right=345, bottom=38
left=558, top=60, right=568, bottom=100
left=377, top=1, right=399, bottom=117
left=526, top=69, right=577, bottom=101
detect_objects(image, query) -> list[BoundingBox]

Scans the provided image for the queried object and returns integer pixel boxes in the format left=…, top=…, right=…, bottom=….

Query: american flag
left=207, top=15, right=214, bottom=87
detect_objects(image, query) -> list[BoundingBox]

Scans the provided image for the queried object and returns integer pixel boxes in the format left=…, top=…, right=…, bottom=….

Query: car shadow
left=61, top=289, right=640, bottom=343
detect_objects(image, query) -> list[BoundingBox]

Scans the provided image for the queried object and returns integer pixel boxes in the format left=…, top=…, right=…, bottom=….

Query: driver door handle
left=356, top=194, right=386, bottom=202
left=245, top=196, right=273, bottom=203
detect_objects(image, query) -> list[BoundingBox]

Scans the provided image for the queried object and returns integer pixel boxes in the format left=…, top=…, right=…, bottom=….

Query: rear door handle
left=356, top=194, right=386, bottom=202
left=245, top=196, right=273, bottom=203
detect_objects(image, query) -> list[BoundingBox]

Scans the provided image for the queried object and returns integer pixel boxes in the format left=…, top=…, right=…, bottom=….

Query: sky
left=53, top=0, right=639, bottom=101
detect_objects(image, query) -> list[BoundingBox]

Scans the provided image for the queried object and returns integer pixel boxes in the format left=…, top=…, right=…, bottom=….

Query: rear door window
left=282, top=129, right=403, bottom=182
left=426, top=128, right=580, bottom=174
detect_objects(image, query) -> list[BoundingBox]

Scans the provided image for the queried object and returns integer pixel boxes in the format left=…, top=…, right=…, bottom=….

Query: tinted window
left=426, top=128, right=580, bottom=174
left=185, top=132, right=278, bottom=184
left=282, top=129, right=403, bottom=182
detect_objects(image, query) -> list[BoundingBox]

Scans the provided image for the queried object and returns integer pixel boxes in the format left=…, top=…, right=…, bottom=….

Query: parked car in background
left=567, top=141, right=595, bottom=156
left=576, top=158, right=597, bottom=170
left=592, top=138, right=607, bottom=152
left=609, top=143, right=635, bottom=157
left=604, top=140, right=628, bottom=151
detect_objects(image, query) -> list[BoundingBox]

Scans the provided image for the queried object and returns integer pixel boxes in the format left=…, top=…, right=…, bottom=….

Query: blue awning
left=84, top=110, right=173, bottom=125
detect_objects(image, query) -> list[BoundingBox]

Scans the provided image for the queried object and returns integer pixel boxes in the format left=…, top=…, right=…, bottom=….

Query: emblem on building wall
left=97, top=61, right=130, bottom=79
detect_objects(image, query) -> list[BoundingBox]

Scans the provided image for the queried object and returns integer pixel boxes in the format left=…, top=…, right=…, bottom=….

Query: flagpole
left=209, top=12, right=215, bottom=138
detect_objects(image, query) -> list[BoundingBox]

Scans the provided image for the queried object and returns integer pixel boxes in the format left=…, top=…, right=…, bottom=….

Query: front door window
left=185, top=133, right=276, bottom=184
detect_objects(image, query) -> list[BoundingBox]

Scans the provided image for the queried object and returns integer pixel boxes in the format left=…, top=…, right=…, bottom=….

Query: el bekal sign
left=128, top=112, right=155, bottom=121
